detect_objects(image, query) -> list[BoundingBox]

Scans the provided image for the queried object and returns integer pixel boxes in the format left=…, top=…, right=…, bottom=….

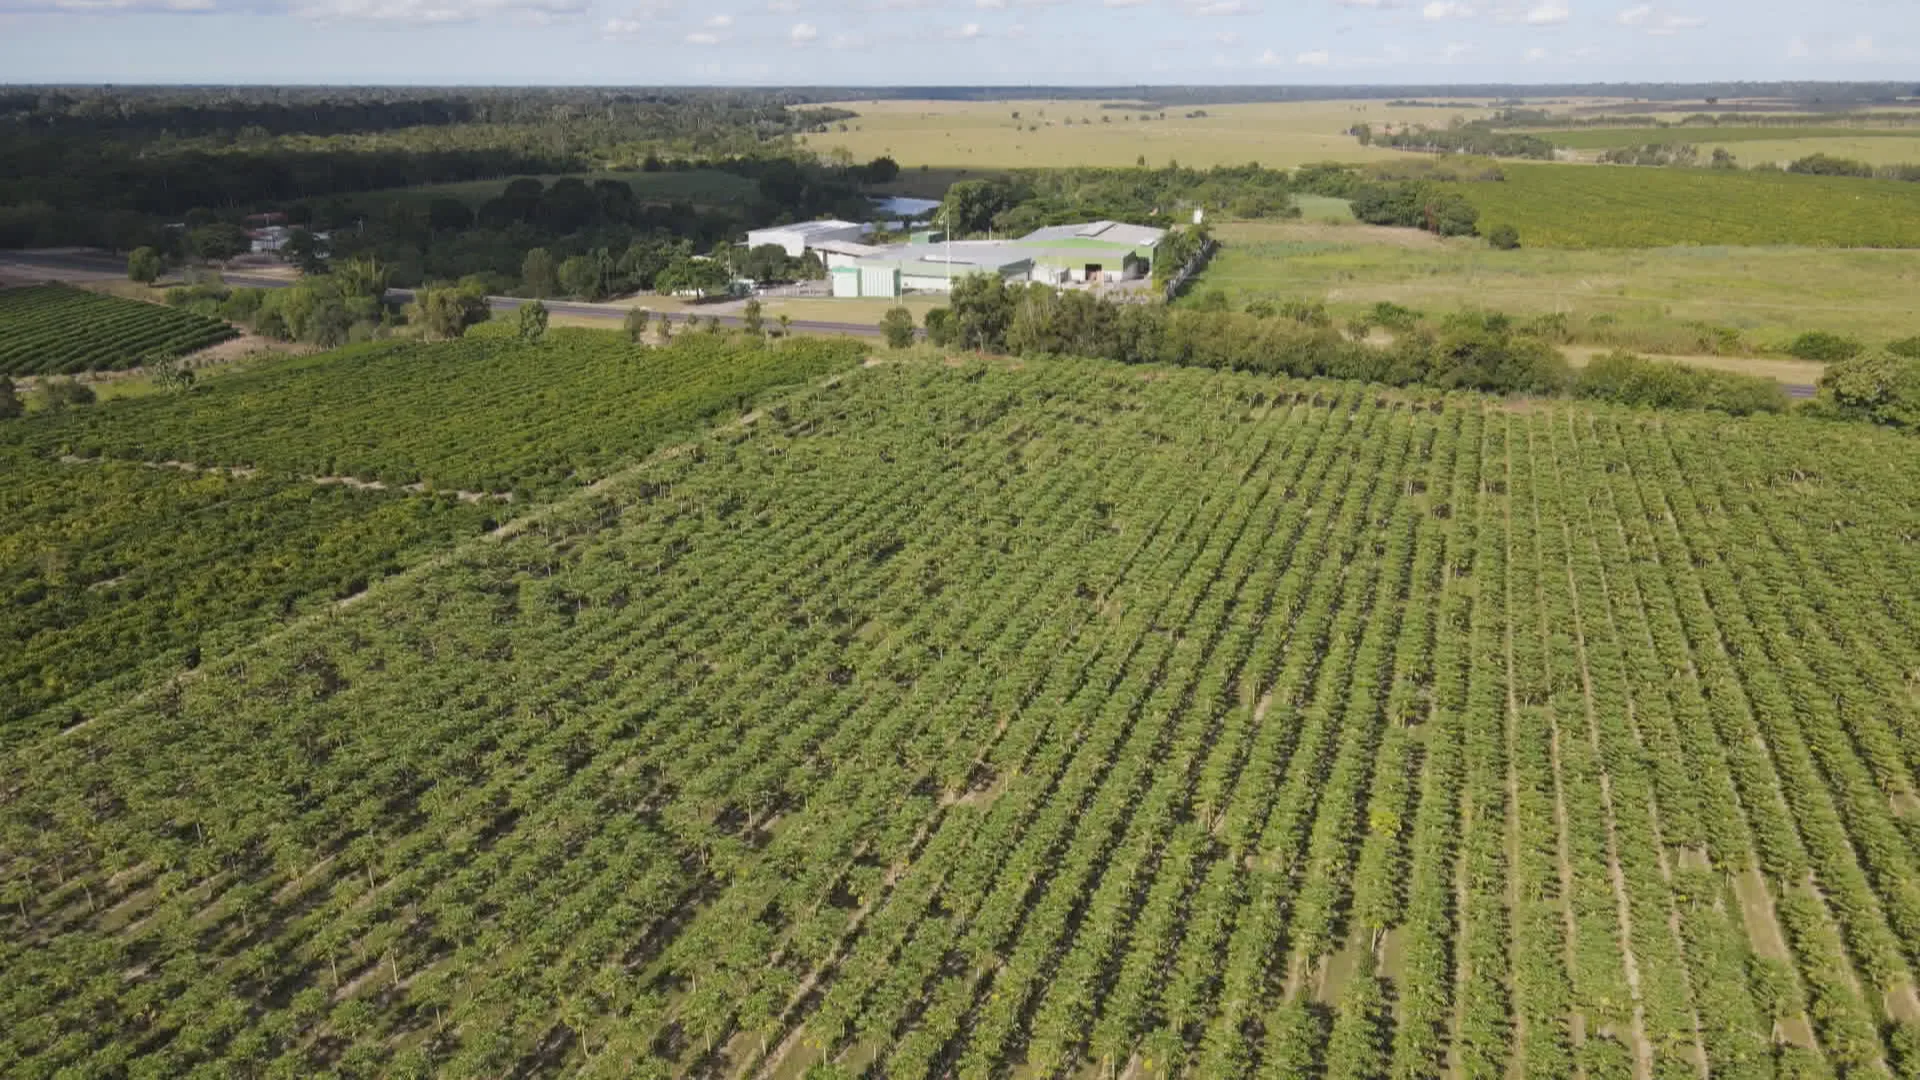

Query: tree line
left=0, top=87, right=859, bottom=250
left=891, top=276, right=1789, bottom=415
left=937, top=164, right=1299, bottom=237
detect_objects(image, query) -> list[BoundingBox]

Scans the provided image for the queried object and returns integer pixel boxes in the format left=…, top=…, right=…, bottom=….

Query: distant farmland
left=1447, top=162, right=1920, bottom=248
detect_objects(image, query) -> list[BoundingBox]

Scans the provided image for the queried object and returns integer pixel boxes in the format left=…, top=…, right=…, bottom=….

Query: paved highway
left=2, top=248, right=1820, bottom=397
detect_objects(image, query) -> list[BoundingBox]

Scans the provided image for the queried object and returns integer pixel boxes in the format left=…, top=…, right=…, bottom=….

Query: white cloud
left=1838, top=33, right=1875, bottom=58
left=946, top=19, right=979, bottom=36
left=1525, top=44, right=1549, bottom=59
left=975, top=0, right=1003, bottom=7
left=1103, top=0, right=1150, bottom=7
left=1337, top=0, right=1393, bottom=6
left=1615, top=3, right=1647, bottom=24
left=766, top=0, right=796, bottom=8
left=1443, top=39, right=1473, bottom=57
left=301, top=0, right=584, bottom=21
left=702, top=11, right=730, bottom=26
left=1182, top=0, right=1256, bottom=14
left=684, top=29, right=719, bottom=42
left=1524, top=0, right=1567, bottom=24
left=1786, top=35, right=1809, bottom=58
left=788, top=19, right=814, bottom=41
left=1296, top=48, right=1330, bottom=65
left=1215, top=29, right=1238, bottom=44
left=1422, top=1, right=1472, bottom=18
left=1257, top=47, right=1281, bottom=64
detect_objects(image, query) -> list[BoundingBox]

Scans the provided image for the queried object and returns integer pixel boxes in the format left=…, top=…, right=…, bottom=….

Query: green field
left=1292, top=193, right=1357, bottom=223
left=1, top=330, right=864, bottom=736
left=1188, top=220, right=1920, bottom=360
left=5, top=345, right=1920, bottom=1078
left=1446, top=162, right=1920, bottom=248
left=0, top=284, right=237, bottom=376
left=1537, top=125, right=1920, bottom=149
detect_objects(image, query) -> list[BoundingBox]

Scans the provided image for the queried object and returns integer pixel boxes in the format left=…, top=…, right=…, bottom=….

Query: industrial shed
left=744, top=220, right=868, bottom=258
left=830, top=249, right=1034, bottom=298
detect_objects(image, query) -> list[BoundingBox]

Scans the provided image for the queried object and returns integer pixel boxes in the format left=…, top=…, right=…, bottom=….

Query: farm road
left=0, top=249, right=1818, bottom=398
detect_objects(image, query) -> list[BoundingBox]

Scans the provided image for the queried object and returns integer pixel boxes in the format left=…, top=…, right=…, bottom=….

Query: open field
left=0, top=284, right=237, bottom=376
left=1537, top=126, right=1920, bottom=150
left=1444, top=162, right=1920, bottom=248
left=1697, top=136, right=1920, bottom=167
left=5, top=348, right=1920, bottom=1078
left=801, top=98, right=1488, bottom=170
left=1192, top=220, right=1920, bottom=360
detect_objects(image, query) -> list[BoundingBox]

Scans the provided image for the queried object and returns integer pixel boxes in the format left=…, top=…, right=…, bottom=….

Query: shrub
left=923, top=307, right=957, bottom=347
left=1574, top=351, right=1788, bottom=415
left=1788, top=154, right=1874, bottom=178
left=879, top=307, right=916, bottom=349
left=1887, top=336, right=1920, bottom=360
left=1487, top=224, right=1521, bottom=250
left=517, top=300, right=549, bottom=343
left=1368, top=302, right=1422, bottom=334
left=1784, top=331, right=1863, bottom=363
left=1819, top=349, right=1920, bottom=429
left=39, top=377, right=98, bottom=411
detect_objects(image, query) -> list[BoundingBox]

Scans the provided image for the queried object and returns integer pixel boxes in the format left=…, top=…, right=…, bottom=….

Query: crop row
left=4, top=358, right=1919, bottom=1078
left=0, top=284, right=236, bottom=375
left=22, top=329, right=863, bottom=496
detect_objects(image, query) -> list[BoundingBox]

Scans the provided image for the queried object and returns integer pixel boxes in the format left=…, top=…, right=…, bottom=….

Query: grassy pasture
left=1445, top=162, right=1920, bottom=248
left=1696, top=136, right=1920, bottom=167
left=1189, top=220, right=1920, bottom=362
left=1538, top=126, right=1920, bottom=150
left=799, top=98, right=1490, bottom=170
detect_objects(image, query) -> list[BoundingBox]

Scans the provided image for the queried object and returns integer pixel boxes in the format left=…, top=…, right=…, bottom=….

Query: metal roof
left=844, top=252, right=1033, bottom=277
left=748, top=220, right=865, bottom=240
left=1017, top=220, right=1167, bottom=247
left=811, top=240, right=889, bottom=257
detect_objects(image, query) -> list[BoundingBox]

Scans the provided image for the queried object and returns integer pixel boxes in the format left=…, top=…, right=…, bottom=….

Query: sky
left=0, top=0, right=1913, bottom=86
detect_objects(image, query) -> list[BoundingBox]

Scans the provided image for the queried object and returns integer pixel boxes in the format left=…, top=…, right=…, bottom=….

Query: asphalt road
left=1, top=249, right=1820, bottom=398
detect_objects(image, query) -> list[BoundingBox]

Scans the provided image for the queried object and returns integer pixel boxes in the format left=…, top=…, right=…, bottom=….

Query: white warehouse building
left=743, top=220, right=869, bottom=258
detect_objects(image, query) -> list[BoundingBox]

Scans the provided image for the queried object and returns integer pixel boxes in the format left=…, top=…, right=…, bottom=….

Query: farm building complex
left=749, top=218, right=1169, bottom=298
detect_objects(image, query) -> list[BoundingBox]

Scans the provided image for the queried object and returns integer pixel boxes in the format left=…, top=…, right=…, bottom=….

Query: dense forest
left=0, top=87, right=856, bottom=249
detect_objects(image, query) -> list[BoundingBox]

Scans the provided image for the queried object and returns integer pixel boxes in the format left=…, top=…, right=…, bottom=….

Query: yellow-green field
left=800, top=98, right=1495, bottom=170
left=1190, top=220, right=1920, bottom=357
left=1694, top=136, right=1920, bottom=167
